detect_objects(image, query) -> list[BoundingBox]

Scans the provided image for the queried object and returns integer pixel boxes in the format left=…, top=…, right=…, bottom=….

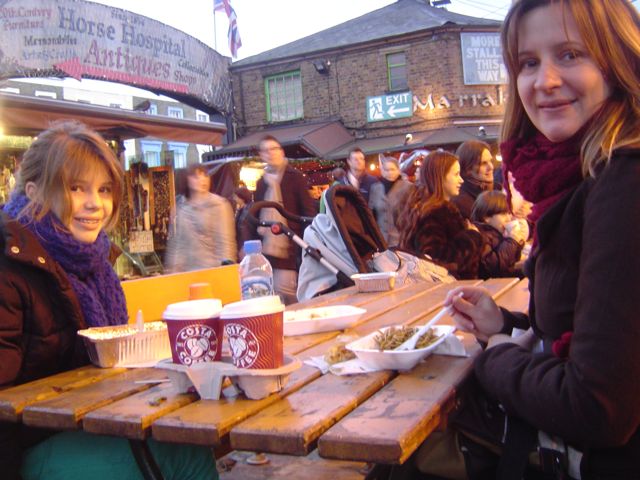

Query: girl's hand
left=444, top=287, right=504, bottom=342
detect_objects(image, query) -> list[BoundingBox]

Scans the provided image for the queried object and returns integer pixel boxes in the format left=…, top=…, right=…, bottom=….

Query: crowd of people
left=1, top=0, right=639, bottom=478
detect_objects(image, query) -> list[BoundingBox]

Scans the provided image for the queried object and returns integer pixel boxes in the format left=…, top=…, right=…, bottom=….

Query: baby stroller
left=245, top=185, right=387, bottom=301
left=247, top=184, right=452, bottom=303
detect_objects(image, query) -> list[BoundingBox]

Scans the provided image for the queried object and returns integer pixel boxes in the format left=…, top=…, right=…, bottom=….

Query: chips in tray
left=374, top=326, right=441, bottom=351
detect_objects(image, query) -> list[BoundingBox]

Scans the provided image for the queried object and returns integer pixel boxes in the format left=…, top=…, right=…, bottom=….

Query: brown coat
left=401, top=201, right=483, bottom=279
left=475, top=150, right=640, bottom=476
left=0, top=212, right=90, bottom=478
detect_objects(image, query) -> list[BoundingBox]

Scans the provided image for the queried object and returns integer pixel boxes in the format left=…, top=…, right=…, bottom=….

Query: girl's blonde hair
left=500, top=0, right=640, bottom=176
left=16, top=121, right=124, bottom=231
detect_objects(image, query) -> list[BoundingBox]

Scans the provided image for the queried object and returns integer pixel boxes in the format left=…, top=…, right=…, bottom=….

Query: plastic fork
left=396, top=294, right=461, bottom=351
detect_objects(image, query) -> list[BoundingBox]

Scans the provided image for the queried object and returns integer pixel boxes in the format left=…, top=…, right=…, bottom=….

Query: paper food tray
left=350, top=272, right=397, bottom=292
left=284, top=305, right=366, bottom=336
left=78, top=321, right=171, bottom=368
left=156, top=355, right=301, bottom=400
left=346, top=325, right=454, bottom=371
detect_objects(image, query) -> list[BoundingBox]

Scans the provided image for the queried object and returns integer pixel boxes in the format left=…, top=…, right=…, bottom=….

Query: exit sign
left=366, top=91, right=413, bottom=122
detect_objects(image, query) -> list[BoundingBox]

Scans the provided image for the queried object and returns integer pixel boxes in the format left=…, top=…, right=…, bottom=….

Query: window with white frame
left=35, top=90, right=57, bottom=99
left=386, top=52, right=408, bottom=91
left=167, top=106, right=183, bottom=119
left=0, top=87, right=20, bottom=94
left=140, top=140, right=162, bottom=167
left=265, top=71, right=303, bottom=122
left=167, top=142, right=188, bottom=169
left=196, top=111, right=209, bottom=122
left=148, top=103, right=158, bottom=115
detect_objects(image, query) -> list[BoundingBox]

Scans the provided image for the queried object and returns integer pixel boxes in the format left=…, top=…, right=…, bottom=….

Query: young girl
left=417, top=1, right=640, bottom=478
left=471, top=190, right=525, bottom=278
left=397, top=150, right=483, bottom=279
left=0, top=122, right=217, bottom=480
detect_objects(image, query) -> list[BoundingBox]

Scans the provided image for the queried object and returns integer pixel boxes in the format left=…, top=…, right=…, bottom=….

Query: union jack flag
left=214, top=0, right=242, bottom=58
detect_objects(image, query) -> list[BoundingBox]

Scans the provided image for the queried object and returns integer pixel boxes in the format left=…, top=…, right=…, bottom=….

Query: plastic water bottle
left=239, top=240, right=274, bottom=300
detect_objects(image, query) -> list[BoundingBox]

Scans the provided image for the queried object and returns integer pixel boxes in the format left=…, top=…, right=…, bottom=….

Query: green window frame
left=387, top=52, right=408, bottom=91
left=265, top=70, right=303, bottom=122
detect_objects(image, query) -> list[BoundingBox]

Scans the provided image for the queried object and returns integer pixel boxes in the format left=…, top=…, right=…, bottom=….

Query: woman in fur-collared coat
left=397, top=151, right=483, bottom=279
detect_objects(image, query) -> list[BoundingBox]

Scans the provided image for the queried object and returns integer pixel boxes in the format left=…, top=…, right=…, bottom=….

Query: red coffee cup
left=163, top=299, right=223, bottom=366
left=221, top=296, right=285, bottom=369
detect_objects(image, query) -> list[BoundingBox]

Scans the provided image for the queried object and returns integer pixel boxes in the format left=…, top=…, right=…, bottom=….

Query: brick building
left=212, top=0, right=506, bottom=163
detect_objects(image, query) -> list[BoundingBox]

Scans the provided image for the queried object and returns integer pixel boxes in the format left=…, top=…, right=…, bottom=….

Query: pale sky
left=89, top=0, right=513, bottom=60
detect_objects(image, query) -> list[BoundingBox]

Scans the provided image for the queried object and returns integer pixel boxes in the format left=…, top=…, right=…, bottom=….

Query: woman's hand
left=444, top=287, right=504, bottom=342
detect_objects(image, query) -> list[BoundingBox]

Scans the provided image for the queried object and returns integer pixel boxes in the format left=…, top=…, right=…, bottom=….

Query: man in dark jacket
left=254, top=136, right=316, bottom=304
left=344, top=147, right=378, bottom=203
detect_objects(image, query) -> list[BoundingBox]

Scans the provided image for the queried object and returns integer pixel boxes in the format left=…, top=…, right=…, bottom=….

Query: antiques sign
left=0, top=0, right=232, bottom=113
left=460, top=32, right=507, bottom=85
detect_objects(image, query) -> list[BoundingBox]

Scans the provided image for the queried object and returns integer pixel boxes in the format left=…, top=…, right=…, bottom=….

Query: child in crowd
left=471, top=190, right=525, bottom=278
left=0, top=121, right=218, bottom=480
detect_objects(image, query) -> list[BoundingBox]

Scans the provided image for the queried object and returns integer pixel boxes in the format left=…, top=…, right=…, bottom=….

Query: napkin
left=304, top=332, right=469, bottom=376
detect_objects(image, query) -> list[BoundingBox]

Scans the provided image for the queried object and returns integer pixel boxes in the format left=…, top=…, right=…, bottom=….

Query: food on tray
left=324, top=343, right=357, bottom=365
left=374, top=326, right=441, bottom=351
left=80, top=321, right=167, bottom=340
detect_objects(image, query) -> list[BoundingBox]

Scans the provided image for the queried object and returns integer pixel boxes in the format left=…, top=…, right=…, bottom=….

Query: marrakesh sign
left=0, top=0, right=232, bottom=113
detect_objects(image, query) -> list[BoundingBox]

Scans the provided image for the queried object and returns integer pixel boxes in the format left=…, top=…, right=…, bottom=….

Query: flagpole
left=213, top=6, right=218, bottom=51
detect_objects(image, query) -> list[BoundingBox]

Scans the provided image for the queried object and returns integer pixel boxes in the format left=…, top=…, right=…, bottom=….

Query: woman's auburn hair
left=500, top=0, right=640, bottom=176
left=16, top=120, right=124, bottom=231
left=396, top=150, right=458, bottom=249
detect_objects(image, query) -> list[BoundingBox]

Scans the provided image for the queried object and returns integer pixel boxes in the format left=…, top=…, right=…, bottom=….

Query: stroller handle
left=246, top=200, right=314, bottom=227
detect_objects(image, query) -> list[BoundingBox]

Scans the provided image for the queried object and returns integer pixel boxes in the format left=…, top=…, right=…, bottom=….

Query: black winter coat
left=0, top=212, right=90, bottom=479
left=476, top=150, right=640, bottom=477
left=475, top=222, right=523, bottom=279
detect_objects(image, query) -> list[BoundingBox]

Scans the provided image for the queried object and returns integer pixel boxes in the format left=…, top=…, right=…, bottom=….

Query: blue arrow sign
left=366, top=91, right=413, bottom=122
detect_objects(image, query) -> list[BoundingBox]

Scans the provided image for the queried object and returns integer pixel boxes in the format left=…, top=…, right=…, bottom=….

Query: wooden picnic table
left=0, top=277, right=529, bottom=473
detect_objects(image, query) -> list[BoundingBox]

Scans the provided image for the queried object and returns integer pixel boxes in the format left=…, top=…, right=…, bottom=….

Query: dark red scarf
left=501, top=132, right=583, bottom=226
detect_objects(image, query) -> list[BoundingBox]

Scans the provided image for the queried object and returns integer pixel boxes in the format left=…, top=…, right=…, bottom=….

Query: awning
left=0, top=93, right=227, bottom=144
left=325, top=125, right=500, bottom=160
left=205, top=120, right=353, bottom=159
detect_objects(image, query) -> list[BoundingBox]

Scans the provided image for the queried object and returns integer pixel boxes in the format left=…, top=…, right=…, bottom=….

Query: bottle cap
left=243, top=240, right=262, bottom=254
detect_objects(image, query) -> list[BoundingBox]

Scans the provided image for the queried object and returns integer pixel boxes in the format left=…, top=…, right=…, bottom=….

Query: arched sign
left=0, top=0, right=232, bottom=113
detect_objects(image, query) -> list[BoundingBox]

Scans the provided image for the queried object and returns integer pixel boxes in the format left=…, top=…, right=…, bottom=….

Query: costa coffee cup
left=221, top=295, right=285, bottom=369
left=162, top=299, right=223, bottom=366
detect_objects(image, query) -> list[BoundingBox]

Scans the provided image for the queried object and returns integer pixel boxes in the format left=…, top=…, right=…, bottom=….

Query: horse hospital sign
left=0, top=0, right=232, bottom=113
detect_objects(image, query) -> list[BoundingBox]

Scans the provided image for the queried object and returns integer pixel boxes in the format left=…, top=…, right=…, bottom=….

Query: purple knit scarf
left=3, top=194, right=128, bottom=327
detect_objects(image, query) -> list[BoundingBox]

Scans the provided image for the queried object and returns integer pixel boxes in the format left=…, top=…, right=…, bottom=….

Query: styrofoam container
left=350, top=272, right=397, bottom=292
left=78, top=321, right=171, bottom=368
left=283, top=305, right=366, bottom=336
left=346, top=325, right=454, bottom=371
left=156, top=354, right=301, bottom=400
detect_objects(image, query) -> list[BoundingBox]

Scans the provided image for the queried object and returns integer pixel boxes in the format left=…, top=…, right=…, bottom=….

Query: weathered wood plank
left=219, top=450, right=367, bottom=480
left=493, top=277, right=529, bottom=313
left=317, top=334, right=481, bottom=464
left=0, top=366, right=126, bottom=422
left=230, top=371, right=394, bottom=456
left=22, top=369, right=167, bottom=430
left=315, top=278, right=521, bottom=464
left=83, top=382, right=197, bottom=439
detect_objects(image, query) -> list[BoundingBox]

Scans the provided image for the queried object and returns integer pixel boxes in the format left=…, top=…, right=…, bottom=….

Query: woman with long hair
left=397, top=150, right=483, bottom=279
left=452, top=139, right=495, bottom=219
left=0, top=122, right=218, bottom=479
left=415, top=1, right=640, bottom=478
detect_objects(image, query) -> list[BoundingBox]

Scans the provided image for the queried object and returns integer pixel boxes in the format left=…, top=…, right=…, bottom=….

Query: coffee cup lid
left=163, top=299, right=222, bottom=320
left=220, top=295, right=284, bottom=319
